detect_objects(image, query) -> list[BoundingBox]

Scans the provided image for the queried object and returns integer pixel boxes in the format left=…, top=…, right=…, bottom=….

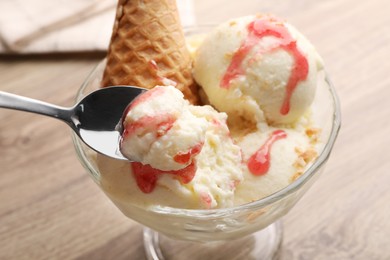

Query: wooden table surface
left=1, top=0, right=389, bottom=259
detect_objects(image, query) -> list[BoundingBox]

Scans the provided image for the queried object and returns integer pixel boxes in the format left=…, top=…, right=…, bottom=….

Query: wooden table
left=1, top=0, right=389, bottom=259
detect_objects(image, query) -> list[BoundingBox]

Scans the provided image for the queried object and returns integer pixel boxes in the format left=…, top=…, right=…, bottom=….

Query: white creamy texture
left=96, top=15, right=324, bottom=210
left=233, top=127, right=312, bottom=205
left=120, top=86, right=208, bottom=171
left=155, top=106, right=244, bottom=208
left=193, top=15, right=324, bottom=126
left=99, top=86, right=243, bottom=209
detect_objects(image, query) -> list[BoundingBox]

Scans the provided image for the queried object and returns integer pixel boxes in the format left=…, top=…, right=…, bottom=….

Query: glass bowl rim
left=73, top=25, right=341, bottom=218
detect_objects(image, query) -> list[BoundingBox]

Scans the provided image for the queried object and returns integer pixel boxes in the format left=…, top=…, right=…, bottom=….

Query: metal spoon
left=0, top=86, right=147, bottom=160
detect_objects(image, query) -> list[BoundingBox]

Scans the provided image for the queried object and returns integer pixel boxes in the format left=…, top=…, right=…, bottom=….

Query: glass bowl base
left=143, top=221, right=283, bottom=260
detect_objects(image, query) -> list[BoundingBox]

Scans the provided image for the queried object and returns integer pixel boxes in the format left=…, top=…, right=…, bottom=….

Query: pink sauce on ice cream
left=121, top=87, right=201, bottom=193
left=121, top=87, right=176, bottom=140
left=126, top=119, right=200, bottom=193
left=174, top=143, right=204, bottom=164
left=220, top=17, right=309, bottom=115
left=122, top=114, right=176, bottom=139
left=125, top=85, right=166, bottom=112
left=247, top=130, right=287, bottom=175
left=131, top=161, right=196, bottom=193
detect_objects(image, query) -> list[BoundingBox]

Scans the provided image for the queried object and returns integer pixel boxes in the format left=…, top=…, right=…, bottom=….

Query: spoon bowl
left=0, top=86, right=147, bottom=160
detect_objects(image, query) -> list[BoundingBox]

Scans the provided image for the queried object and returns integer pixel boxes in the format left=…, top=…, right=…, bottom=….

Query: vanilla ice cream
left=120, top=86, right=207, bottom=171
left=193, top=15, right=324, bottom=126
left=98, top=86, right=243, bottom=209
left=96, top=14, right=324, bottom=210
left=233, top=126, right=319, bottom=205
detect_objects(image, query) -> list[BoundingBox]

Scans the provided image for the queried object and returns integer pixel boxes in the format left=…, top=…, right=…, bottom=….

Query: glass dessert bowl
left=72, top=26, right=341, bottom=260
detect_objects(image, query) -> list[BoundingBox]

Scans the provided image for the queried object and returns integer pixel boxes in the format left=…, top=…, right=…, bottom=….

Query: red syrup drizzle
left=174, top=142, right=204, bottom=164
left=131, top=161, right=197, bottom=193
left=126, top=113, right=200, bottom=193
left=121, top=87, right=175, bottom=141
left=220, top=17, right=309, bottom=115
left=130, top=142, right=203, bottom=193
left=124, top=85, right=166, bottom=114
left=121, top=114, right=177, bottom=143
left=120, top=85, right=201, bottom=193
left=247, top=130, right=287, bottom=176
left=122, top=113, right=182, bottom=193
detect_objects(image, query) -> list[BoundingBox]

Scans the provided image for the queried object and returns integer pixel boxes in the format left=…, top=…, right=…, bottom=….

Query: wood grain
left=1, top=0, right=390, bottom=259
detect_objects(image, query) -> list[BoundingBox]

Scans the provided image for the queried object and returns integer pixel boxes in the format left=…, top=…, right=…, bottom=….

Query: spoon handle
left=0, top=91, right=74, bottom=127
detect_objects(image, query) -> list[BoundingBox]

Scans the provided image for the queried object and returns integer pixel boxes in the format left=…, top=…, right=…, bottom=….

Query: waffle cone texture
left=102, top=0, right=199, bottom=104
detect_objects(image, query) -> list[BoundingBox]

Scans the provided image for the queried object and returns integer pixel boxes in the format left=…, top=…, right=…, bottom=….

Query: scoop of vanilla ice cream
left=120, top=86, right=208, bottom=171
left=98, top=86, right=243, bottom=209
left=194, top=15, right=324, bottom=126
left=233, top=127, right=317, bottom=205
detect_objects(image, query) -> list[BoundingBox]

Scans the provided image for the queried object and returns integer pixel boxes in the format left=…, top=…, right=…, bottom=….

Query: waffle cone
left=102, top=0, right=199, bottom=104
